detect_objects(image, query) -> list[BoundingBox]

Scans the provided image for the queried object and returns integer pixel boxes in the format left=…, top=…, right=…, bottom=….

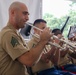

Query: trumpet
left=60, top=38, right=76, bottom=49
left=30, top=32, right=64, bottom=50
left=26, top=22, right=76, bottom=50
left=52, top=35, right=76, bottom=50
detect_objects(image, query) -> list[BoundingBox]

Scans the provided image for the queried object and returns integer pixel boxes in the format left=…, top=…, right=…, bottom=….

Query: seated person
left=52, top=28, right=76, bottom=74
left=27, top=19, right=75, bottom=75
left=68, top=30, right=76, bottom=65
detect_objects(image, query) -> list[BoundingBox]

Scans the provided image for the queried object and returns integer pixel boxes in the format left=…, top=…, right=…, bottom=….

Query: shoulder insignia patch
left=32, top=44, right=36, bottom=48
left=11, top=36, right=19, bottom=47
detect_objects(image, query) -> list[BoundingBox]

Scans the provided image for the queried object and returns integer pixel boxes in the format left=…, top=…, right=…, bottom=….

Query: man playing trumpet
left=52, top=28, right=76, bottom=74
left=68, top=29, right=76, bottom=65
left=27, top=19, right=74, bottom=75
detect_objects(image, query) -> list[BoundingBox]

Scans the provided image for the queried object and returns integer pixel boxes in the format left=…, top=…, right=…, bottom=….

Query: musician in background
left=68, top=30, right=76, bottom=65
left=27, top=19, right=75, bottom=75
left=52, top=28, right=76, bottom=74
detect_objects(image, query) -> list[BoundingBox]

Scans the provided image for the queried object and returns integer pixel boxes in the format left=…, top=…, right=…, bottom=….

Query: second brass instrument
left=26, top=22, right=76, bottom=50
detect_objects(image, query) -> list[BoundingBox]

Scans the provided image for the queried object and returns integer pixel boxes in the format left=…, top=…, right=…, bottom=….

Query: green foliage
left=43, top=3, right=76, bottom=38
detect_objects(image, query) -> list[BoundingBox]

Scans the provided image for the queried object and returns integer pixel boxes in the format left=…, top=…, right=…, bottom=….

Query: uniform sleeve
left=27, top=38, right=42, bottom=64
left=27, top=39, right=35, bottom=49
left=28, top=37, right=38, bottom=49
left=2, top=31, right=29, bottom=60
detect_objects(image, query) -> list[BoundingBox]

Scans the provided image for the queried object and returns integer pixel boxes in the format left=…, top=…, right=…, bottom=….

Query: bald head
left=8, top=1, right=29, bottom=29
left=9, top=1, right=27, bottom=12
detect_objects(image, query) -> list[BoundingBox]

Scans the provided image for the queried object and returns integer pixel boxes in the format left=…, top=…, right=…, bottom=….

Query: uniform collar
left=7, top=22, right=19, bottom=35
left=7, top=22, right=17, bottom=30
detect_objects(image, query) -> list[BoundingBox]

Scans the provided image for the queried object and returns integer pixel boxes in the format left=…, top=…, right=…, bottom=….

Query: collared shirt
left=0, top=22, right=29, bottom=75
left=28, top=35, right=54, bottom=73
left=58, top=54, right=72, bottom=67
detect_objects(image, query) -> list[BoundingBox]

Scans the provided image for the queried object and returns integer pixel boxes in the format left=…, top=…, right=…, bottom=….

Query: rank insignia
left=32, top=44, right=36, bottom=48
left=11, top=36, right=19, bottom=47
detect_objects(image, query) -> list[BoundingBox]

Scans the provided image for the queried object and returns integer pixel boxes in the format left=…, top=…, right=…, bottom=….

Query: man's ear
left=10, top=9, right=15, bottom=15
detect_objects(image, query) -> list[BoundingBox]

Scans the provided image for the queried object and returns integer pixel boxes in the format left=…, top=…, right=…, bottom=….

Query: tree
left=43, top=2, right=76, bottom=38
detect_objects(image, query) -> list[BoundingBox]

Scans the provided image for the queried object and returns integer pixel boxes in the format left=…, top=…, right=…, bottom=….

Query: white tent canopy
left=69, top=0, right=76, bottom=2
left=0, top=0, right=42, bottom=30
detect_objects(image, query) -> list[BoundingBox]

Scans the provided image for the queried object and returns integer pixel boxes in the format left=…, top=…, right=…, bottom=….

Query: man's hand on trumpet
left=41, top=45, right=60, bottom=65
left=40, top=27, right=53, bottom=44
